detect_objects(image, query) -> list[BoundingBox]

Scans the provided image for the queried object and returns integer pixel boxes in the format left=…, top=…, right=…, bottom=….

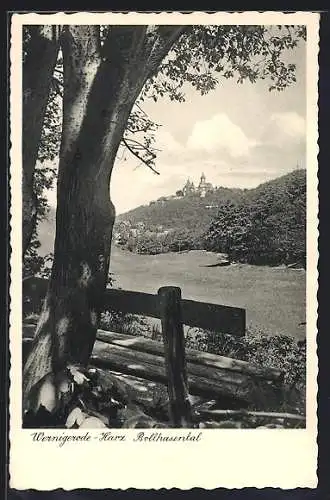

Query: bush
left=186, top=327, right=305, bottom=385
left=185, top=327, right=306, bottom=414
left=99, top=310, right=155, bottom=337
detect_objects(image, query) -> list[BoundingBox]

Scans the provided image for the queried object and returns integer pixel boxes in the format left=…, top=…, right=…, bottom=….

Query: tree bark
left=23, top=25, right=185, bottom=413
left=23, top=26, right=61, bottom=254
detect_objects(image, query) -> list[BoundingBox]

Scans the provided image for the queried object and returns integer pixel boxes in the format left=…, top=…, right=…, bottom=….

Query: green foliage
left=99, top=310, right=154, bottom=338
left=146, top=25, right=306, bottom=103
left=186, top=327, right=305, bottom=414
left=23, top=238, right=53, bottom=279
left=205, top=169, right=306, bottom=266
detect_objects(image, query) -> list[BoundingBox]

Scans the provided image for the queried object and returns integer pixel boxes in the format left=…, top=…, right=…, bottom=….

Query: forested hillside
left=205, top=169, right=306, bottom=266
left=117, top=186, right=244, bottom=227
left=114, top=186, right=244, bottom=253
left=115, top=169, right=306, bottom=266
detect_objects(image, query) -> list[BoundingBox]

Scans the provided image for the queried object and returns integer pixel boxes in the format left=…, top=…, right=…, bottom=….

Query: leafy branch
left=121, top=137, right=160, bottom=175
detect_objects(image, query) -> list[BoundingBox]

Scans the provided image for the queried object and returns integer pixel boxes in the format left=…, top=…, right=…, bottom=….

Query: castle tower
left=182, top=178, right=195, bottom=196
left=198, top=172, right=207, bottom=198
left=198, top=172, right=213, bottom=198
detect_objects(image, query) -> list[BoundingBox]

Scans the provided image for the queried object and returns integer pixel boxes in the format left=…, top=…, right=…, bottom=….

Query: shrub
left=99, top=310, right=154, bottom=337
left=185, top=327, right=306, bottom=414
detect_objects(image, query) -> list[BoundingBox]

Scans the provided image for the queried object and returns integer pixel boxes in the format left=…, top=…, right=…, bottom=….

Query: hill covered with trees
left=115, top=169, right=306, bottom=266
left=115, top=182, right=243, bottom=253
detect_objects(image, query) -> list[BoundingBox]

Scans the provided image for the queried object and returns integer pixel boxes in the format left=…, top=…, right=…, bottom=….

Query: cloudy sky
left=47, top=33, right=306, bottom=215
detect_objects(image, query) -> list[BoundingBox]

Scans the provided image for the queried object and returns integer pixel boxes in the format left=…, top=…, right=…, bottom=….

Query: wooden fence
left=23, top=277, right=246, bottom=337
left=23, top=278, right=284, bottom=424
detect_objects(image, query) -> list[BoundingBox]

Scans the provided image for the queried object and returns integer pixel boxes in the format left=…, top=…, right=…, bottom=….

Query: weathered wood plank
left=22, top=331, right=280, bottom=406
left=90, top=340, right=270, bottom=404
left=23, top=324, right=37, bottom=338
left=103, top=288, right=246, bottom=336
left=103, top=288, right=159, bottom=318
left=181, top=299, right=245, bottom=337
left=23, top=277, right=246, bottom=336
left=95, top=331, right=283, bottom=382
left=23, top=325, right=283, bottom=383
left=158, top=286, right=192, bottom=427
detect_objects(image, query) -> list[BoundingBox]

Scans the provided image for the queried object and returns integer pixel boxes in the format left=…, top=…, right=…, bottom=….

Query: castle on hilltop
left=182, top=172, right=213, bottom=198
left=156, top=173, right=214, bottom=204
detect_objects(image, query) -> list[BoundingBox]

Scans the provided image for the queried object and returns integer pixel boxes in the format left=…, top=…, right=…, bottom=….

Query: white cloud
left=271, top=112, right=305, bottom=137
left=263, top=112, right=306, bottom=146
left=45, top=106, right=306, bottom=215
left=155, top=128, right=182, bottom=152
left=186, top=113, right=257, bottom=158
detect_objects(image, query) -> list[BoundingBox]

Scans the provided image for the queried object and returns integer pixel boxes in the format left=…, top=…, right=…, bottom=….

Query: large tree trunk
left=23, top=26, right=61, bottom=254
left=23, top=25, right=184, bottom=414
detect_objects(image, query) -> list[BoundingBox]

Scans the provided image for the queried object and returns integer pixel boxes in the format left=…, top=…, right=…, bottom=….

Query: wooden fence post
left=158, top=286, right=192, bottom=427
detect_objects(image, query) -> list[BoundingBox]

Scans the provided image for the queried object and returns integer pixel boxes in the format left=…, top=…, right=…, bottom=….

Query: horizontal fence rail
left=103, top=288, right=159, bottom=318
left=23, top=325, right=282, bottom=405
left=23, top=277, right=246, bottom=337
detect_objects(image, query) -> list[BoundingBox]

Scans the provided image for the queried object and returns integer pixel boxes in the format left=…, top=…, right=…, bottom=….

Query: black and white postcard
left=9, top=11, right=319, bottom=490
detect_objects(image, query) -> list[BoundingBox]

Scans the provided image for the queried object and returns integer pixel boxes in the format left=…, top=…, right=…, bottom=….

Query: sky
left=46, top=34, right=306, bottom=215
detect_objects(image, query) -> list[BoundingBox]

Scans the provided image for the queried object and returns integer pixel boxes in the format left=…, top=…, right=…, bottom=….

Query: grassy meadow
left=109, top=246, right=306, bottom=340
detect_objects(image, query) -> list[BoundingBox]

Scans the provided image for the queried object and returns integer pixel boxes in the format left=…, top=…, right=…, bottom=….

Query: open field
left=37, top=217, right=306, bottom=340
left=110, top=246, right=306, bottom=340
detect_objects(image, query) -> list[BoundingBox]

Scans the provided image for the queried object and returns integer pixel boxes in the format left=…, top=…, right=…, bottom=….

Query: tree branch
left=124, top=137, right=160, bottom=152
left=135, top=101, right=148, bottom=116
left=146, top=26, right=187, bottom=78
left=122, top=137, right=160, bottom=175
